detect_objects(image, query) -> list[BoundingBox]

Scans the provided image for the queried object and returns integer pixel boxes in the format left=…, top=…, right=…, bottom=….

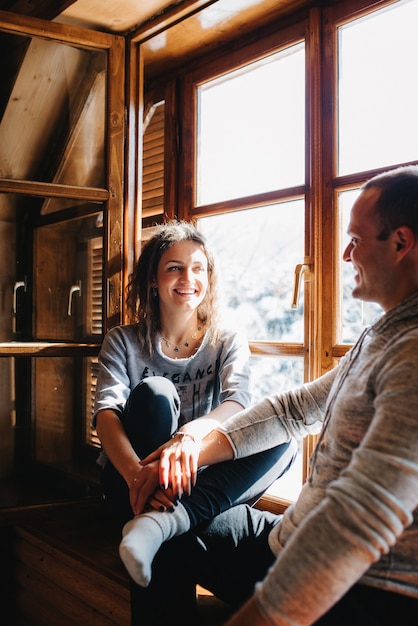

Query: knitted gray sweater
left=219, top=291, right=418, bottom=625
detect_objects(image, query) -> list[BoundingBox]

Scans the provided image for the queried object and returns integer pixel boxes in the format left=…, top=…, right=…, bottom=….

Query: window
left=330, top=0, right=418, bottom=359
left=182, top=28, right=309, bottom=503
left=137, top=0, right=418, bottom=509
left=196, top=43, right=305, bottom=205
left=338, top=0, right=418, bottom=176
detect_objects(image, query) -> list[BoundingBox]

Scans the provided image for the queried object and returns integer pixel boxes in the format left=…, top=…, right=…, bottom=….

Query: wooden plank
left=15, top=526, right=130, bottom=625
left=105, top=32, right=125, bottom=330
left=34, top=225, right=77, bottom=340
left=16, top=583, right=78, bottom=626
left=41, top=62, right=107, bottom=213
left=0, top=10, right=115, bottom=48
left=59, top=0, right=175, bottom=34
left=0, top=343, right=100, bottom=356
left=143, top=183, right=164, bottom=200
left=0, top=178, right=108, bottom=201
left=14, top=542, right=128, bottom=610
left=143, top=144, right=164, bottom=159
left=15, top=561, right=125, bottom=626
left=130, top=0, right=218, bottom=41
left=143, top=161, right=165, bottom=177
left=34, top=359, right=74, bottom=463
left=15, top=509, right=128, bottom=586
left=0, top=498, right=102, bottom=526
left=13, top=510, right=229, bottom=626
left=0, top=1, right=77, bottom=21
left=138, top=0, right=310, bottom=79
left=249, top=341, right=304, bottom=357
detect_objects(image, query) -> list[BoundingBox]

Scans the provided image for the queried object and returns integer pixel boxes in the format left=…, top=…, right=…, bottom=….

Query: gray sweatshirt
left=93, top=324, right=252, bottom=428
left=218, top=291, right=418, bottom=625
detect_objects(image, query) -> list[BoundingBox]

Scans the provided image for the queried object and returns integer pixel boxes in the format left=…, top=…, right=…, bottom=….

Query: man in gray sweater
left=137, top=165, right=418, bottom=626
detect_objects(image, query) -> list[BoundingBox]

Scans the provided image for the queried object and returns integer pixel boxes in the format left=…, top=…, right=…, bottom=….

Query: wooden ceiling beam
left=0, top=1, right=77, bottom=20
left=129, top=0, right=219, bottom=42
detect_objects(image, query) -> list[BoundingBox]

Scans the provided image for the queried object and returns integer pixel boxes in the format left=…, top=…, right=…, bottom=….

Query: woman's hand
left=159, top=433, right=200, bottom=498
left=141, top=433, right=200, bottom=499
left=129, top=460, right=175, bottom=515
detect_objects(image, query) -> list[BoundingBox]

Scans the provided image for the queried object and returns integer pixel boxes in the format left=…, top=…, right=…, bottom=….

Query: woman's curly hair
left=126, top=220, right=221, bottom=356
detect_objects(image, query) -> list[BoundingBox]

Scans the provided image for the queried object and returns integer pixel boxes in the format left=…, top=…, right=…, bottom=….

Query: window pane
left=338, top=0, right=418, bottom=175
left=197, top=42, right=305, bottom=205
left=250, top=354, right=303, bottom=502
left=265, top=441, right=303, bottom=502
left=250, top=355, right=304, bottom=403
left=339, top=190, right=383, bottom=343
left=198, top=202, right=305, bottom=342
left=199, top=209, right=305, bottom=502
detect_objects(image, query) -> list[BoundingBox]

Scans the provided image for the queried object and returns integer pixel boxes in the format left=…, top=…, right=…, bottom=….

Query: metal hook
left=68, top=280, right=81, bottom=316
left=13, top=279, right=27, bottom=314
left=291, top=258, right=311, bottom=309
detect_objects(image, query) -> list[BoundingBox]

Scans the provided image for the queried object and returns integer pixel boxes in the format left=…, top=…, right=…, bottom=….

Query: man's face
left=343, top=187, right=400, bottom=312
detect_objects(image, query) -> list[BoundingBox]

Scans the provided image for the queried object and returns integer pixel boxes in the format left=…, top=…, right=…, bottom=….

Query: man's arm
left=225, top=597, right=272, bottom=626
left=156, top=427, right=235, bottom=496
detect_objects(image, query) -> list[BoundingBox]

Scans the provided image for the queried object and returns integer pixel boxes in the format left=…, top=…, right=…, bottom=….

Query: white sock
left=119, top=502, right=190, bottom=587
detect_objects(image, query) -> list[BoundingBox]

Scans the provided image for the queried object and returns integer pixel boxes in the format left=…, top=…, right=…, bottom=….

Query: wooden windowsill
left=0, top=342, right=101, bottom=357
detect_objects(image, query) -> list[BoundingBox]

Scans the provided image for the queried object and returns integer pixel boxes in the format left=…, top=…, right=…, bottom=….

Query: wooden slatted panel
left=86, top=356, right=101, bottom=448
left=88, top=235, right=103, bottom=336
left=142, top=101, right=165, bottom=218
left=86, top=234, right=102, bottom=448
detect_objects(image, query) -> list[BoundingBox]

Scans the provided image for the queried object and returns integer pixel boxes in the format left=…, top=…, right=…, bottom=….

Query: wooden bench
left=3, top=498, right=231, bottom=625
left=6, top=500, right=130, bottom=625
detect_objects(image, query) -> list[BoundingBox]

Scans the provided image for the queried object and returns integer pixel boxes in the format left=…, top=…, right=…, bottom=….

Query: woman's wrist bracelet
left=172, top=431, right=197, bottom=444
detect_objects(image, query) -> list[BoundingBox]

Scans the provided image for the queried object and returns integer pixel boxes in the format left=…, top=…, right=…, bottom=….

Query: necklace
left=161, top=325, right=202, bottom=353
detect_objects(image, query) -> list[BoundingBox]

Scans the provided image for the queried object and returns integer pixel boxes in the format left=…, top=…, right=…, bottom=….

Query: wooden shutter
left=142, top=101, right=165, bottom=219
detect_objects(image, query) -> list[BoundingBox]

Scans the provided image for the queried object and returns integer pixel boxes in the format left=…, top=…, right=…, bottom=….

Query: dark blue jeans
left=101, top=376, right=297, bottom=527
left=130, top=504, right=418, bottom=626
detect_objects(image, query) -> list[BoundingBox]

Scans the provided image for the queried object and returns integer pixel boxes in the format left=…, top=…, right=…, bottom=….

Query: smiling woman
left=93, top=219, right=296, bottom=607
left=152, top=239, right=209, bottom=358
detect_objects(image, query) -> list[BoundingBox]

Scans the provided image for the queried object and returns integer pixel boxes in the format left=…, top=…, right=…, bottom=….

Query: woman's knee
left=123, top=377, right=181, bottom=456
left=130, top=377, right=180, bottom=416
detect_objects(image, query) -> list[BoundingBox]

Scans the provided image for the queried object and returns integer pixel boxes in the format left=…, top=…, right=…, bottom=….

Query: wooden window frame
left=321, top=0, right=418, bottom=373
left=177, top=16, right=321, bottom=508
left=128, top=0, right=415, bottom=511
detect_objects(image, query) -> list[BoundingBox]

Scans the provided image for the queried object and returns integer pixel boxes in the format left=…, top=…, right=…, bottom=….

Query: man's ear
left=394, top=226, right=415, bottom=257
